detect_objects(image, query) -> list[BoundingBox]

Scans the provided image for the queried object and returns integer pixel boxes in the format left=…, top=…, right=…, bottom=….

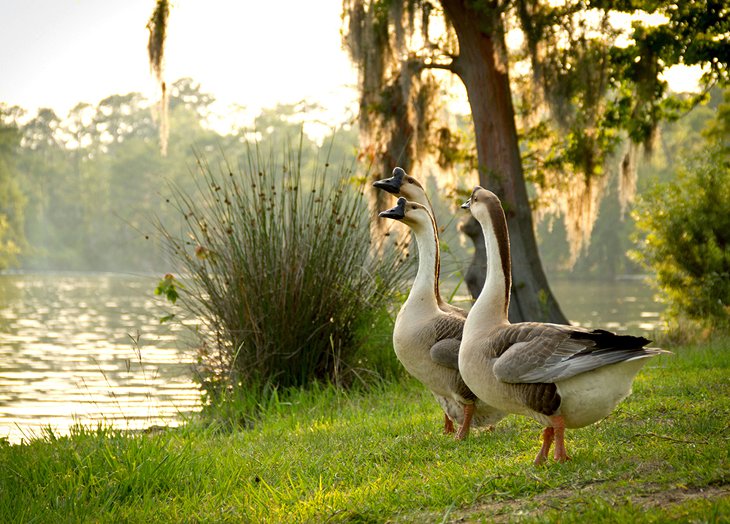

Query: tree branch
left=422, top=61, right=457, bottom=73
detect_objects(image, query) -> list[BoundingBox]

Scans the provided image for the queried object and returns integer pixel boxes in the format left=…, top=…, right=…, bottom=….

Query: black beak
left=461, top=186, right=483, bottom=209
left=373, top=167, right=407, bottom=195
left=378, top=197, right=408, bottom=220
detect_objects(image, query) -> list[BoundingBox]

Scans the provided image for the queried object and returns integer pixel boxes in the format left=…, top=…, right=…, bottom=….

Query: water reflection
left=550, top=277, right=664, bottom=335
left=0, top=273, right=200, bottom=444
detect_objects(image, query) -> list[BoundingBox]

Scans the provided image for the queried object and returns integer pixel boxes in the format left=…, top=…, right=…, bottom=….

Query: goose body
left=460, top=322, right=657, bottom=429
left=379, top=197, right=504, bottom=438
left=459, top=187, right=668, bottom=463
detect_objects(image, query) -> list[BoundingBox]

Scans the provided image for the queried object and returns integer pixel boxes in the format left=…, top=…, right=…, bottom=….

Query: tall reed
left=157, top=141, right=407, bottom=405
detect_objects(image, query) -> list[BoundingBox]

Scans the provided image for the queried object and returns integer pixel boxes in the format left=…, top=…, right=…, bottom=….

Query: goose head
left=461, top=186, right=510, bottom=257
left=373, top=167, right=430, bottom=208
left=460, top=186, right=504, bottom=224
left=378, top=197, right=433, bottom=232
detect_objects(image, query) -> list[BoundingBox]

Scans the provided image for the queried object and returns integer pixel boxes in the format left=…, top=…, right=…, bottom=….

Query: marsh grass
left=1, top=338, right=727, bottom=522
left=156, top=141, right=407, bottom=406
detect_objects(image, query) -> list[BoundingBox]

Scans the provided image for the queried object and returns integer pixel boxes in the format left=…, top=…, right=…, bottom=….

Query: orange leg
left=534, top=426, right=554, bottom=466
left=455, top=403, right=474, bottom=440
left=551, top=416, right=571, bottom=462
left=444, top=413, right=455, bottom=435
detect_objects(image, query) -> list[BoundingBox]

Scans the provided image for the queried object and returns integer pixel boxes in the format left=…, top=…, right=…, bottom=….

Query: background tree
left=632, top=88, right=730, bottom=333
left=147, top=0, right=170, bottom=156
left=342, top=0, right=728, bottom=323
left=0, top=105, right=26, bottom=268
left=343, top=1, right=442, bottom=242
left=534, top=88, right=725, bottom=278
left=16, top=108, right=78, bottom=267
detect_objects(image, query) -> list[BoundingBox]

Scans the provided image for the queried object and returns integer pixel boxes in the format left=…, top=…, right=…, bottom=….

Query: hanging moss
left=343, top=0, right=449, bottom=244
left=147, top=0, right=170, bottom=156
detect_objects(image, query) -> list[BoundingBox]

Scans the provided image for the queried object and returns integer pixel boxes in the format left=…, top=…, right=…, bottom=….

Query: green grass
left=1, top=338, right=728, bottom=523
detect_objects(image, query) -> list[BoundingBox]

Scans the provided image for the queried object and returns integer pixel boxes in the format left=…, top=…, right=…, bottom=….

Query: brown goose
left=379, top=197, right=504, bottom=439
left=459, top=186, right=668, bottom=464
left=373, top=167, right=465, bottom=318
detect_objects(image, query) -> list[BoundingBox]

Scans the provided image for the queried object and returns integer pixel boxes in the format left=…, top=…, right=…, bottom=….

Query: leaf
left=155, top=273, right=183, bottom=305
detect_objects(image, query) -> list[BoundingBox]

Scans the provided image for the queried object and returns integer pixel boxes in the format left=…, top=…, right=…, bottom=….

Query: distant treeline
left=0, top=78, right=722, bottom=277
left=0, top=78, right=358, bottom=272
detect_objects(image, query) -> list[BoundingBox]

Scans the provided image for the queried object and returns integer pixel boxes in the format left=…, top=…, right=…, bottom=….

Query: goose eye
left=406, top=177, right=414, bottom=183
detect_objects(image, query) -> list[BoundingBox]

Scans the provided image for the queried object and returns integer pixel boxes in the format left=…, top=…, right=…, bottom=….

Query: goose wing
left=430, top=338, right=460, bottom=369
left=490, top=323, right=657, bottom=384
left=428, top=313, right=465, bottom=370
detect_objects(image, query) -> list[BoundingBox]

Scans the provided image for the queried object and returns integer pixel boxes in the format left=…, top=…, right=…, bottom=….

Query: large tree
left=343, top=0, right=728, bottom=323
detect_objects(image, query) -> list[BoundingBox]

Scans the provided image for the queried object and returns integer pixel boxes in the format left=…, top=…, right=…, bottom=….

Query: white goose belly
left=460, top=358, right=534, bottom=417
left=555, top=358, right=649, bottom=428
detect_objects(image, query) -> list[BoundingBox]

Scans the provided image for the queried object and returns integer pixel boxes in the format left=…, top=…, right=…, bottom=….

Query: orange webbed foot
left=534, top=426, right=554, bottom=466
left=454, top=403, right=474, bottom=441
left=444, top=413, right=455, bottom=435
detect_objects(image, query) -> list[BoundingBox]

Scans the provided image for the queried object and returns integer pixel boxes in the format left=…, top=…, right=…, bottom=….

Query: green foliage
left=536, top=89, right=725, bottom=278
left=632, top=148, right=730, bottom=331
left=154, top=273, right=184, bottom=323
left=0, top=338, right=727, bottom=522
left=0, top=106, right=26, bottom=269
left=154, top=273, right=182, bottom=305
left=520, top=0, right=729, bottom=174
left=155, top=142, right=407, bottom=406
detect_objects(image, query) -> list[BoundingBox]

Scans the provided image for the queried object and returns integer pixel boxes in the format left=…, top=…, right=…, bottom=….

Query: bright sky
left=0, top=0, right=359, bottom=130
left=0, top=1, right=703, bottom=134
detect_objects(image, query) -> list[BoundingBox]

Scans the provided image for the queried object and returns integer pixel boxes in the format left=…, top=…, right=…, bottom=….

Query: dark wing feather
left=430, top=338, right=460, bottom=369
left=492, top=323, right=658, bottom=384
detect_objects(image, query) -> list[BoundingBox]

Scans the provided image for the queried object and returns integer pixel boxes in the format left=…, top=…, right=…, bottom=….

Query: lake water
left=0, top=272, right=664, bottom=444
left=0, top=273, right=201, bottom=444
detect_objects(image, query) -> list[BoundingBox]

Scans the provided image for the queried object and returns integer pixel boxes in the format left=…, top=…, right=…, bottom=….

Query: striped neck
left=471, top=197, right=511, bottom=325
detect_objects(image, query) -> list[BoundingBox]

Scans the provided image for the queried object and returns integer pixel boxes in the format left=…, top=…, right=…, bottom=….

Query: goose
left=458, top=186, right=669, bottom=464
left=373, top=167, right=466, bottom=318
left=379, top=197, right=505, bottom=439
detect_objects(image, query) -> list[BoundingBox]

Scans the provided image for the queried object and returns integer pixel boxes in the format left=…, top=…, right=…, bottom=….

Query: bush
left=631, top=147, right=730, bottom=332
left=157, top=142, right=407, bottom=407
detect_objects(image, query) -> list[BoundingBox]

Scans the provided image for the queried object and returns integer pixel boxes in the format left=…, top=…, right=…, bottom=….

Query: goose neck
left=405, top=219, right=441, bottom=313
left=471, top=203, right=511, bottom=324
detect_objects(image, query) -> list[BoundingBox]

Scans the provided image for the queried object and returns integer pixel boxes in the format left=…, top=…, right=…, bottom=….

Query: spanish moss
left=147, top=0, right=170, bottom=156
left=343, top=0, right=448, bottom=248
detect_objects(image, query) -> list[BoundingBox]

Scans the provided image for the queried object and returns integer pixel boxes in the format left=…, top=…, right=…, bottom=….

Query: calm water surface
left=550, top=277, right=663, bottom=334
left=0, top=272, right=663, bottom=444
left=0, top=273, right=200, bottom=444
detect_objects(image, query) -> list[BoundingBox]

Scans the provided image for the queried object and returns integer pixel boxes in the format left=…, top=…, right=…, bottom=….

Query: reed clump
left=157, top=142, right=406, bottom=410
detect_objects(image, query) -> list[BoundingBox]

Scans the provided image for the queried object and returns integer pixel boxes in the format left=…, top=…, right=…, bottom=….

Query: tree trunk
left=441, top=0, right=567, bottom=324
